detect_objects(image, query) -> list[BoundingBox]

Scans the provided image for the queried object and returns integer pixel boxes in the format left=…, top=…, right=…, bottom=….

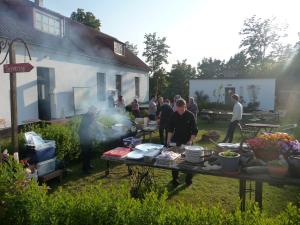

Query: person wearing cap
left=222, top=94, right=243, bottom=143
left=79, top=106, right=100, bottom=174
left=167, top=98, right=198, bottom=186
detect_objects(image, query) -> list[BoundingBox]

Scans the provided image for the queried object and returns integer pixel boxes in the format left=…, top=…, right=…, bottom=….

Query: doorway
left=37, top=67, right=52, bottom=120
left=225, top=87, right=235, bottom=105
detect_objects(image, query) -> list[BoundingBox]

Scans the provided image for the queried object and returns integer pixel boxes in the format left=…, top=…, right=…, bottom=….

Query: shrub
left=21, top=123, right=80, bottom=161
left=1, top=160, right=300, bottom=225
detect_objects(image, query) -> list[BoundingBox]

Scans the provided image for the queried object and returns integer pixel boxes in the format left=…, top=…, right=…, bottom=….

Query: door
left=225, top=87, right=235, bottom=105
left=37, top=68, right=51, bottom=120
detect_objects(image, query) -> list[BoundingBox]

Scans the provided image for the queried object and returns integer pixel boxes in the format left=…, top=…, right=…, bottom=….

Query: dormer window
left=114, top=41, right=125, bottom=56
left=34, top=9, right=64, bottom=37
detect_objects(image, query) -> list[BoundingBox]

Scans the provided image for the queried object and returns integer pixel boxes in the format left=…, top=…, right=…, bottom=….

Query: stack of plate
left=184, top=146, right=205, bottom=163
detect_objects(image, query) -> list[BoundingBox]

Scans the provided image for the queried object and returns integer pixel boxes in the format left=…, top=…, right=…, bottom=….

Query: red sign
left=3, top=63, right=34, bottom=73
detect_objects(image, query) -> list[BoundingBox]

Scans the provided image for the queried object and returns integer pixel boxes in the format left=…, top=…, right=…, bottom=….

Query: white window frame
left=33, top=9, right=64, bottom=37
left=114, top=41, right=125, bottom=56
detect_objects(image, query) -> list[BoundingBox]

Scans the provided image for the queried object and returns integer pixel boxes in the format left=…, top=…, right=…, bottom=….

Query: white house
left=189, top=78, right=276, bottom=110
left=0, top=0, right=150, bottom=126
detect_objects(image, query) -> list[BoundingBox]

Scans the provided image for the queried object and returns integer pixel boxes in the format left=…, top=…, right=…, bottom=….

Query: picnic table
left=245, top=123, right=280, bottom=134
left=101, top=152, right=300, bottom=211
left=200, top=110, right=253, bottom=123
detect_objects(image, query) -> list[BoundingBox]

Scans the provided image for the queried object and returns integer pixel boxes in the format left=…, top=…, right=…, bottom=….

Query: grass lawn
left=49, top=120, right=300, bottom=216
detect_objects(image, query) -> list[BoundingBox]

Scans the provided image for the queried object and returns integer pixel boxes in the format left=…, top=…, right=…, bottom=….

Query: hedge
left=1, top=158, right=300, bottom=225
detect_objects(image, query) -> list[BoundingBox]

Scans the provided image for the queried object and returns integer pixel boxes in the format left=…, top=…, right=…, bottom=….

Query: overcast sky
left=44, top=0, right=300, bottom=70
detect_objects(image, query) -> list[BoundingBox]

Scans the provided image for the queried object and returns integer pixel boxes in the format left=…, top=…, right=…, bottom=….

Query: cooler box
left=37, top=157, right=56, bottom=176
left=25, top=132, right=56, bottom=163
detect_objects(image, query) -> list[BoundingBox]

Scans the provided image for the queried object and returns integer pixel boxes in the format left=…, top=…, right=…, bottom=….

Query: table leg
left=149, top=132, right=152, bottom=142
left=105, top=161, right=110, bottom=176
left=239, top=179, right=246, bottom=211
left=255, top=181, right=263, bottom=210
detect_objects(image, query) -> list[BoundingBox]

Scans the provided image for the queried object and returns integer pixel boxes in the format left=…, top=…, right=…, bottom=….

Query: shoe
left=172, top=179, right=179, bottom=187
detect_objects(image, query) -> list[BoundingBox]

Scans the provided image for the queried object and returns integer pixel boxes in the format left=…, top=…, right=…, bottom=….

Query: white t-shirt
left=231, top=102, right=243, bottom=122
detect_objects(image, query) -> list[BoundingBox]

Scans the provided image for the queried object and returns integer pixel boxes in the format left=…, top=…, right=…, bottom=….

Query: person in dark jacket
left=167, top=98, right=198, bottom=186
left=158, top=99, right=173, bottom=145
left=79, top=106, right=99, bottom=174
left=187, top=97, right=199, bottom=121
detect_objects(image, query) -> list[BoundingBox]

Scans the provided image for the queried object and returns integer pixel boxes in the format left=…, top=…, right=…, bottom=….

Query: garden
left=1, top=116, right=300, bottom=225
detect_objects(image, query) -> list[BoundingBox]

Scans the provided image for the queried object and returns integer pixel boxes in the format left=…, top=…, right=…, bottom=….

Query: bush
left=1, top=160, right=300, bottom=225
left=22, top=123, right=80, bottom=161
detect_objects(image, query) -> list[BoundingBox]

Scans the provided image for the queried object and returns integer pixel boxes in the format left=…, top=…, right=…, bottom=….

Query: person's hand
left=186, top=140, right=192, bottom=146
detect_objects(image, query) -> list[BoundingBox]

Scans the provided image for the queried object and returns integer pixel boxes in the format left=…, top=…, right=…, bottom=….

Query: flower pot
left=267, top=165, right=288, bottom=177
left=252, top=148, right=280, bottom=161
left=218, top=152, right=240, bottom=172
left=288, top=155, right=300, bottom=178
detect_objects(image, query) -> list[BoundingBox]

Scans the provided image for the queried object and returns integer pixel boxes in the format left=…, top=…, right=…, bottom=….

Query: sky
left=43, top=0, right=300, bottom=71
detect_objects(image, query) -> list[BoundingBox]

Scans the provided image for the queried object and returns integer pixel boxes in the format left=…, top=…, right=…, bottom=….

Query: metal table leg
left=239, top=179, right=246, bottom=211
left=255, top=181, right=263, bottom=210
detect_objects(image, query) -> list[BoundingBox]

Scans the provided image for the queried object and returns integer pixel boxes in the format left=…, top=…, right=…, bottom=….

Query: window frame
left=33, top=9, right=64, bottom=37
left=114, top=41, right=125, bottom=56
left=116, top=75, right=122, bottom=96
left=135, top=77, right=140, bottom=98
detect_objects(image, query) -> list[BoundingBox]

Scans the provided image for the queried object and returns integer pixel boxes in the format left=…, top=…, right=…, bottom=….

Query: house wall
left=0, top=41, right=149, bottom=126
left=189, top=79, right=276, bottom=110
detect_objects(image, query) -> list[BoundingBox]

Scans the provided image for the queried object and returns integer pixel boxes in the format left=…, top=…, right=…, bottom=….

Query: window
left=97, top=73, right=106, bottom=101
left=135, top=77, right=140, bottom=98
left=34, top=9, right=63, bottom=37
left=116, top=75, right=122, bottom=96
left=114, top=41, right=125, bottom=56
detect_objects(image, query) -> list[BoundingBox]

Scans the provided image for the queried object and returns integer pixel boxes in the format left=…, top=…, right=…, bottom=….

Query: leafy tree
left=239, top=15, right=288, bottom=71
left=197, top=57, right=225, bottom=78
left=149, top=68, right=169, bottom=97
left=125, top=41, right=139, bottom=56
left=71, top=8, right=101, bottom=31
left=224, top=51, right=249, bottom=77
left=167, top=60, right=196, bottom=99
left=143, top=33, right=171, bottom=96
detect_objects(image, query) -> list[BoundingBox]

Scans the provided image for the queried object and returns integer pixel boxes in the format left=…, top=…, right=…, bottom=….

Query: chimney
left=34, top=0, right=44, bottom=7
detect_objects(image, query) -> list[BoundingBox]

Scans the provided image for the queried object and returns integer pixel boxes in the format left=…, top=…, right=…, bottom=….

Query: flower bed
left=247, top=132, right=300, bottom=161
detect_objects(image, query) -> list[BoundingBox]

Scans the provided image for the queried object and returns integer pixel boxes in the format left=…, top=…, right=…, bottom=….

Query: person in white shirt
left=222, top=94, right=243, bottom=143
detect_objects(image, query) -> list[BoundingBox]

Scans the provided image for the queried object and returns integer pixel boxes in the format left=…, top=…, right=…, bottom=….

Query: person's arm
left=187, top=114, right=198, bottom=145
left=166, top=113, right=175, bottom=145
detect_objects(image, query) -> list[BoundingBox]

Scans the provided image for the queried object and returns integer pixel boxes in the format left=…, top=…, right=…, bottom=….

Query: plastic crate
left=37, top=157, right=56, bottom=176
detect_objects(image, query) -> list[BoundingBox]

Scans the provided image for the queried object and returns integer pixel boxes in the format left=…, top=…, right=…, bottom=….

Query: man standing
left=167, top=99, right=198, bottom=186
left=158, top=99, right=173, bottom=145
left=222, top=94, right=243, bottom=143
left=148, top=95, right=157, bottom=121
left=79, top=106, right=100, bottom=174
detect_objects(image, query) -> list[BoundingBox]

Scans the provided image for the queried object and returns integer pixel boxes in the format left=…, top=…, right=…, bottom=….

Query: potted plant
left=268, top=159, right=288, bottom=177
left=247, top=132, right=300, bottom=161
left=218, top=150, right=240, bottom=172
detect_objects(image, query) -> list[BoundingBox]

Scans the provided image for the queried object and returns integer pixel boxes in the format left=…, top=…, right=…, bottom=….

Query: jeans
left=171, top=142, right=193, bottom=184
left=223, top=120, right=240, bottom=143
left=159, top=127, right=168, bottom=145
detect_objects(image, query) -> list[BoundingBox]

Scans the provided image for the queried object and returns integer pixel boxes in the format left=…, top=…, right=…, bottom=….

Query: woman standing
left=131, top=99, right=140, bottom=118
left=187, top=97, right=199, bottom=120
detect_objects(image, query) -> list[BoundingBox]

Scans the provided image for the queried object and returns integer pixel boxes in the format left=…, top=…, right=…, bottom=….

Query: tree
left=239, top=15, right=288, bottom=71
left=143, top=33, right=171, bottom=96
left=125, top=41, right=139, bottom=56
left=71, top=8, right=101, bottom=31
left=224, top=51, right=249, bottom=77
left=197, top=57, right=225, bottom=78
left=149, top=68, right=169, bottom=97
left=167, top=60, right=196, bottom=99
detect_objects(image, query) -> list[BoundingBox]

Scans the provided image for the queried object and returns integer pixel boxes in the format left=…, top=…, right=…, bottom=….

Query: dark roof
left=0, top=0, right=150, bottom=72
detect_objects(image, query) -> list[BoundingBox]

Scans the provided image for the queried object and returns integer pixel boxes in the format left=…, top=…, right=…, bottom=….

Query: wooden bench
left=38, top=169, right=63, bottom=183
